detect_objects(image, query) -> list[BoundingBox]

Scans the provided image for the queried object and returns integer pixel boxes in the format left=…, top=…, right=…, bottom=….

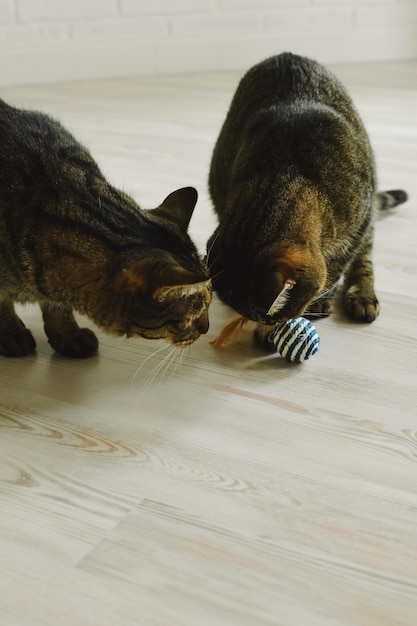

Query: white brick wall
left=17, top=0, right=118, bottom=22
left=1, top=0, right=416, bottom=85
left=0, top=0, right=14, bottom=24
left=120, top=0, right=214, bottom=16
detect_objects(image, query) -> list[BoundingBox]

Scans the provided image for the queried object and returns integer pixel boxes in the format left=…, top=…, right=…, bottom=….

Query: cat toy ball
left=269, top=317, right=320, bottom=363
left=211, top=315, right=320, bottom=363
left=211, top=280, right=320, bottom=362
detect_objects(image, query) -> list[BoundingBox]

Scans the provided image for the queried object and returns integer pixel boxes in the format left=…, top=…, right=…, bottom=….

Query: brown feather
left=210, top=314, right=248, bottom=348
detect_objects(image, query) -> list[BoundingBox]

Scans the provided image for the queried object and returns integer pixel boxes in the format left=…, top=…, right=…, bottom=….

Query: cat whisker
left=139, top=355, right=166, bottom=392
left=205, top=230, right=220, bottom=267
left=141, top=340, right=193, bottom=391
left=209, top=268, right=227, bottom=283
left=141, top=347, right=178, bottom=391
left=130, top=342, right=171, bottom=387
left=303, top=311, right=334, bottom=318
left=171, top=344, right=189, bottom=377
left=159, top=344, right=190, bottom=381
left=305, top=284, right=338, bottom=318
left=312, top=283, right=339, bottom=302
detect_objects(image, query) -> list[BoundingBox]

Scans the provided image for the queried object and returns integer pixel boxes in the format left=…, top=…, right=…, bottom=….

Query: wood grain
left=0, top=59, right=417, bottom=625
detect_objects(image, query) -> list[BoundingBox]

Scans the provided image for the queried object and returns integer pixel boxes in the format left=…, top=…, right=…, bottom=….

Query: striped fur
left=0, top=99, right=211, bottom=357
left=207, top=52, right=407, bottom=351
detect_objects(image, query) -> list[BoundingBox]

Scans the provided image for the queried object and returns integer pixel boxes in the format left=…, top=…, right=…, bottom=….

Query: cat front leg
left=342, top=229, right=379, bottom=323
left=41, top=303, right=98, bottom=358
left=0, top=298, right=36, bottom=357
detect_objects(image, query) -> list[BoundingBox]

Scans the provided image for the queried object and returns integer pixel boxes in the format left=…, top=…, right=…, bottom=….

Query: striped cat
left=0, top=99, right=211, bottom=357
left=207, top=53, right=407, bottom=350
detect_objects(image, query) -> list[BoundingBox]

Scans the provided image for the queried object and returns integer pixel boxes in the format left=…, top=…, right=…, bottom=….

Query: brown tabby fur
left=0, top=99, right=211, bottom=357
left=207, top=52, right=407, bottom=350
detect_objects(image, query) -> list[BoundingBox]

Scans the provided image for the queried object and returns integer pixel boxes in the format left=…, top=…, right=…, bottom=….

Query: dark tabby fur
left=207, top=52, right=407, bottom=349
left=0, top=99, right=211, bottom=357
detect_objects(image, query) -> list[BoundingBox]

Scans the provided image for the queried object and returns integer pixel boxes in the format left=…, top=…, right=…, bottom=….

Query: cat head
left=104, top=188, right=211, bottom=346
left=207, top=225, right=326, bottom=325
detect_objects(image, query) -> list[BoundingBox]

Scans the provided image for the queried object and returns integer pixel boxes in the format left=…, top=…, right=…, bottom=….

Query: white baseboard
left=2, top=29, right=417, bottom=86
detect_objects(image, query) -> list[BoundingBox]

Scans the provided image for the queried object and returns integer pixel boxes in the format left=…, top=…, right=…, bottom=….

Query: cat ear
left=115, top=257, right=209, bottom=300
left=115, top=259, right=152, bottom=294
left=153, top=272, right=211, bottom=302
left=152, top=187, right=198, bottom=232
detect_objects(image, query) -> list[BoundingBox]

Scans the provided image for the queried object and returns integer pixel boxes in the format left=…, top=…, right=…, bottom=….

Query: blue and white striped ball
left=270, top=317, right=320, bottom=363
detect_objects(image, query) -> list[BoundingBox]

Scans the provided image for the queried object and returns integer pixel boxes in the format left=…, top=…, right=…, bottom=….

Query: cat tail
left=374, top=189, right=408, bottom=212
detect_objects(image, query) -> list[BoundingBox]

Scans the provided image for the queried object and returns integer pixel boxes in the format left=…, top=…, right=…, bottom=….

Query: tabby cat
left=0, top=99, right=211, bottom=357
left=207, top=52, right=407, bottom=350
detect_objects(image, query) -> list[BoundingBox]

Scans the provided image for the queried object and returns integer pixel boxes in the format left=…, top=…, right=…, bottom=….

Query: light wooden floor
left=1, top=59, right=416, bottom=626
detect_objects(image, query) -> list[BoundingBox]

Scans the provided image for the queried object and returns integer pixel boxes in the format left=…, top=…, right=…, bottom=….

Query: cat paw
left=253, top=324, right=276, bottom=352
left=343, top=288, right=380, bottom=323
left=0, top=328, right=37, bottom=357
left=49, top=328, right=99, bottom=358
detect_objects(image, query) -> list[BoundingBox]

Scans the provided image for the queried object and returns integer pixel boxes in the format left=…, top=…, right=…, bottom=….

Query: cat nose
left=197, top=315, right=209, bottom=335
